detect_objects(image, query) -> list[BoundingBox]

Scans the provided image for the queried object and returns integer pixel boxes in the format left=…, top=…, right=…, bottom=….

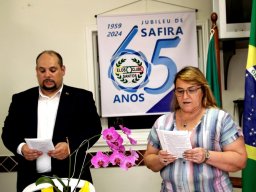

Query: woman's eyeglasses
left=175, top=86, right=201, bottom=97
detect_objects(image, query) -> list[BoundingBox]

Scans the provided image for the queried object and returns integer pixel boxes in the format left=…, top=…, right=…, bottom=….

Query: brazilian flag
left=242, top=0, right=256, bottom=191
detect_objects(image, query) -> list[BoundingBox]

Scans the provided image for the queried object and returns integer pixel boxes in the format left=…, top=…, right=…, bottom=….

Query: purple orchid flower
left=127, top=135, right=137, bottom=145
left=119, top=125, right=131, bottom=135
left=102, top=127, right=120, bottom=142
left=107, top=136, right=124, bottom=151
left=120, top=155, right=137, bottom=171
left=91, top=151, right=109, bottom=168
left=107, top=141, right=120, bottom=151
left=91, top=125, right=138, bottom=170
left=130, top=149, right=139, bottom=160
left=119, top=125, right=137, bottom=145
left=109, top=151, right=125, bottom=166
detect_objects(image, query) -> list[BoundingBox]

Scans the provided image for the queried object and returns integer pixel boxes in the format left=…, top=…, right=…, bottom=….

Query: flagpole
left=210, top=12, right=222, bottom=108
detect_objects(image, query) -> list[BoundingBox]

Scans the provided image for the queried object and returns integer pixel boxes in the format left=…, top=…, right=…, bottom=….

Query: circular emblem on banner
left=109, top=50, right=151, bottom=92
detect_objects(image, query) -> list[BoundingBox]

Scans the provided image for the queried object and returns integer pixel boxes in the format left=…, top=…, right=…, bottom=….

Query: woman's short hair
left=171, top=66, right=217, bottom=110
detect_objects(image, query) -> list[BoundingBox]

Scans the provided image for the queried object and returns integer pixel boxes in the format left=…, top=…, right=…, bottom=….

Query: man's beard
left=42, top=79, right=57, bottom=91
left=42, top=84, right=57, bottom=91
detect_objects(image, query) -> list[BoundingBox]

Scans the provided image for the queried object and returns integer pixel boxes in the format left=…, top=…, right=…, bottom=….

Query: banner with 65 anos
left=97, top=11, right=198, bottom=117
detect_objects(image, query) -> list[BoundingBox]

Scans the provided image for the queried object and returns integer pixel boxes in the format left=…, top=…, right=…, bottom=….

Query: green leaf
left=53, top=175, right=66, bottom=188
left=36, top=177, right=55, bottom=186
left=35, top=176, right=61, bottom=192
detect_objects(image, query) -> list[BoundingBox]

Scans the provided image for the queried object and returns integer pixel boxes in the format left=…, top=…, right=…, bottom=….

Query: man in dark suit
left=2, top=50, right=102, bottom=192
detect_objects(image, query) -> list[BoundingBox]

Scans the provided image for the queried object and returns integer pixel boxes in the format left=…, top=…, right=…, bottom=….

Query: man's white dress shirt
left=36, top=87, right=62, bottom=173
left=17, top=86, right=62, bottom=173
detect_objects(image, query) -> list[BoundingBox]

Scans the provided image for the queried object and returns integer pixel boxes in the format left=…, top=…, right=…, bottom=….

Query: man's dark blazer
left=2, top=85, right=102, bottom=192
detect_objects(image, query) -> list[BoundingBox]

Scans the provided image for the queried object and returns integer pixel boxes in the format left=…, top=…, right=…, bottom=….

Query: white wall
left=91, top=166, right=162, bottom=192
left=221, top=49, right=247, bottom=117
left=0, top=0, right=247, bottom=192
left=0, top=172, right=17, bottom=192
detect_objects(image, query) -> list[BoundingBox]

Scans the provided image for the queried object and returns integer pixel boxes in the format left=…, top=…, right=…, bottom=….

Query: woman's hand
left=183, top=147, right=207, bottom=164
left=144, top=144, right=177, bottom=172
left=158, top=150, right=178, bottom=166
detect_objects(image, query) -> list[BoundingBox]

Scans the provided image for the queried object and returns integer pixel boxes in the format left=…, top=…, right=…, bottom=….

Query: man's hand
left=21, top=144, right=43, bottom=161
left=48, top=142, right=69, bottom=160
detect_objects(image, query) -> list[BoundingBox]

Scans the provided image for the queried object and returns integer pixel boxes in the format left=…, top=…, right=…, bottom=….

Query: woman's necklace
left=183, top=121, right=188, bottom=129
left=179, top=107, right=204, bottom=130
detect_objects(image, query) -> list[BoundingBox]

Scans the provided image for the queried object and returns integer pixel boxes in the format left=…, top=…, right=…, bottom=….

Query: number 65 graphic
left=110, top=25, right=181, bottom=94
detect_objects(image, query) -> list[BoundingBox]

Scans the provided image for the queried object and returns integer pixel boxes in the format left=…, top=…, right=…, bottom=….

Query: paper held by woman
left=156, top=129, right=192, bottom=158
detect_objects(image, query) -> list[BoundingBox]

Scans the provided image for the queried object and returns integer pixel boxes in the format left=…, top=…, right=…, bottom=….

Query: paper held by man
left=25, top=138, right=55, bottom=153
left=156, top=129, right=192, bottom=158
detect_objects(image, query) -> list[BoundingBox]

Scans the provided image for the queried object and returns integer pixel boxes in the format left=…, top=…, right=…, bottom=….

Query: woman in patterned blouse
left=144, top=66, right=247, bottom=192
